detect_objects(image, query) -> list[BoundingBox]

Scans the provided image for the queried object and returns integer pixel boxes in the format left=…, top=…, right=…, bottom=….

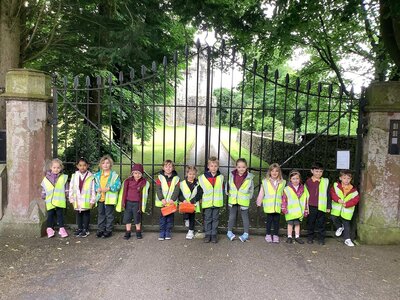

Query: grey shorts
left=123, top=201, right=141, bottom=225
left=287, top=219, right=301, bottom=226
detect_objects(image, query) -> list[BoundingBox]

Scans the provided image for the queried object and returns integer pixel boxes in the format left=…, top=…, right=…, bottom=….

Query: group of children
left=41, top=156, right=360, bottom=247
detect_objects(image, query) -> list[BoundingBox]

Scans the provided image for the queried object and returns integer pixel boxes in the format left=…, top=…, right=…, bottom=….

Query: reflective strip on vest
left=198, top=174, right=224, bottom=208
left=262, top=178, right=286, bottom=214
left=180, top=180, right=201, bottom=213
left=116, top=180, right=150, bottom=213
left=41, top=174, right=68, bottom=210
left=155, top=175, right=180, bottom=207
left=71, top=174, right=94, bottom=210
left=104, top=172, right=120, bottom=205
left=331, top=182, right=358, bottom=220
left=317, top=178, right=329, bottom=212
left=228, top=173, right=254, bottom=207
left=284, top=186, right=309, bottom=222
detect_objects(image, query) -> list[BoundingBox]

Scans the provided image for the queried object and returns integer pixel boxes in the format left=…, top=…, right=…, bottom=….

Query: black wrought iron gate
left=52, top=42, right=366, bottom=228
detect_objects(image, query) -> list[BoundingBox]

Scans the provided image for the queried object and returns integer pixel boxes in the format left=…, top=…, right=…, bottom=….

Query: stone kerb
left=358, top=81, right=400, bottom=244
left=0, top=69, right=52, bottom=236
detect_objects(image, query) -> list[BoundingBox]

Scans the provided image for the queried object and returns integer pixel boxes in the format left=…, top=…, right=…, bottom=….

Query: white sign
left=336, top=150, right=350, bottom=169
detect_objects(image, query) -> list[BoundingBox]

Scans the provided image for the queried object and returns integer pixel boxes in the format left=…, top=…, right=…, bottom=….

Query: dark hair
left=236, top=158, right=247, bottom=166
left=339, top=169, right=352, bottom=178
left=77, top=157, right=89, bottom=165
left=311, top=162, right=324, bottom=170
left=289, top=169, right=301, bottom=180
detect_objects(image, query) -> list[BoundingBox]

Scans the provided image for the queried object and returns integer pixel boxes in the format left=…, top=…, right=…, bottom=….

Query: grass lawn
left=220, top=126, right=269, bottom=170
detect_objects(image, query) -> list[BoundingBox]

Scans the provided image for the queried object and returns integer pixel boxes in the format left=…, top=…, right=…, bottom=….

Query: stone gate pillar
left=0, top=69, right=52, bottom=236
left=358, top=82, right=400, bottom=244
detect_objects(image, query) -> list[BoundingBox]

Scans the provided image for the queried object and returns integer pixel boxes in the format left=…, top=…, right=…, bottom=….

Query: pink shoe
left=58, top=227, right=69, bottom=238
left=46, top=227, right=55, bottom=238
left=265, top=234, right=272, bottom=243
left=272, top=235, right=280, bottom=243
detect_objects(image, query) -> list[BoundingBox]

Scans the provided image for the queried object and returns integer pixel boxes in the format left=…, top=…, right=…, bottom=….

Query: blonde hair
left=98, top=155, right=114, bottom=169
left=186, top=165, right=198, bottom=174
left=49, top=158, right=64, bottom=171
left=267, top=163, right=282, bottom=180
left=163, top=159, right=175, bottom=168
left=207, top=156, right=219, bottom=166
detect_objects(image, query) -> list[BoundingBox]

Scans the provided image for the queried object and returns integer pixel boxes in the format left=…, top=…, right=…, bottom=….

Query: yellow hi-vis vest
left=284, top=185, right=309, bottom=222
left=41, top=174, right=68, bottom=210
left=331, top=183, right=358, bottom=220
left=116, top=180, right=150, bottom=213
left=262, top=178, right=286, bottom=214
left=198, top=174, right=224, bottom=208
left=180, top=180, right=201, bottom=213
left=70, top=173, right=94, bottom=210
left=316, top=178, right=329, bottom=212
left=228, top=173, right=254, bottom=207
left=100, top=172, right=120, bottom=205
left=155, top=175, right=180, bottom=207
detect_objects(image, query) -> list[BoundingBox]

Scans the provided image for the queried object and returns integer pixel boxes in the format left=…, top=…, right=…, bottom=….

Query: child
left=256, top=163, right=286, bottom=243
left=69, top=157, right=96, bottom=238
left=282, top=170, right=309, bottom=244
left=330, top=169, right=360, bottom=247
left=41, top=158, right=69, bottom=238
left=198, top=156, right=224, bottom=243
left=305, top=162, right=331, bottom=245
left=155, top=160, right=180, bottom=240
left=93, top=155, right=121, bottom=238
left=179, top=166, right=203, bottom=240
left=117, top=163, right=150, bottom=240
left=226, top=158, right=254, bottom=242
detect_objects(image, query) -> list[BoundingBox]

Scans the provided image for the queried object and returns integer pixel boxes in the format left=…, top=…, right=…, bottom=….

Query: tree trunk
left=0, top=0, right=22, bottom=129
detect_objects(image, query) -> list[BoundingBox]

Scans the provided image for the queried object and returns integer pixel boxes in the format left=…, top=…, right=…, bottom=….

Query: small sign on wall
left=337, top=150, right=350, bottom=169
left=389, top=120, right=400, bottom=155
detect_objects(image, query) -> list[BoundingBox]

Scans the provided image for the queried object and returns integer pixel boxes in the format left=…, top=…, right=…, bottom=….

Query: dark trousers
left=160, top=214, right=174, bottom=237
left=266, top=213, right=280, bottom=235
left=76, top=210, right=90, bottom=231
left=204, top=207, right=219, bottom=237
left=227, top=205, right=250, bottom=233
left=307, top=206, right=326, bottom=241
left=184, top=213, right=195, bottom=231
left=332, top=215, right=351, bottom=240
left=47, top=207, right=64, bottom=228
left=97, top=202, right=115, bottom=233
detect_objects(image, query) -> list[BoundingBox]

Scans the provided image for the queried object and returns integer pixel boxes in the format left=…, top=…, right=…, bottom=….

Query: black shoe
left=123, top=231, right=131, bottom=240
left=103, top=231, right=112, bottom=238
left=74, top=229, right=82, bottom=236
left=204, top=235, right=211, bottom=243
left=136, top=231, right=143, bottom=239
left=211, top=235, right=218, bottom=243
left=318, top=240, right=325, bottom=245
left=307, top=239, right=313, bottom=244
left=79, top=230, right=89, bottom=238
left=286, top=237, right=293, bottom=244
left=295, top=238, right=305, bottom=244
left=96, top=231, right=104, bottom=238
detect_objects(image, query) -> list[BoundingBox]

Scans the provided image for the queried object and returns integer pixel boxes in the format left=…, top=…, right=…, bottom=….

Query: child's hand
left=282, top=208, right=288, bottom=214
left=90, top=203, right=94, bottom=209
left=168, top=200, right=175, bottom=205
left=338, top=199, right=344, bottom=204
left=161, top=199, right=167, bottom=206
left=326, top=208, right=331, bottom=213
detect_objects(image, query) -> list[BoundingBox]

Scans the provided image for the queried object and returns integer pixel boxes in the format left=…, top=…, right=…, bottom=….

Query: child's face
left=290, top=174, right=300, bottom=186
left=270, top=168, right=280, bottom=180
left=51, top=162, right=62, bottom=175
left=186, top=170, right=197, bottom=182
left=311, top=168, right=323, bottom=179
left=208, top=162, right=219, bottom=174
left=132, top=171, right=142, bottom=181
left=340, top=174, right=352, bottom=186
left=163, top=163, right=174, bottom=175
left=77, top=161, right=89, bottom=173
left=236, top=161, right=247, bottom=176
left=101, top=159, right=111, bottom=171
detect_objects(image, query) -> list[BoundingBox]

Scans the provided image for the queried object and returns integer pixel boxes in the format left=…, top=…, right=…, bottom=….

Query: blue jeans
left=159, top=214, right=174, bottom=238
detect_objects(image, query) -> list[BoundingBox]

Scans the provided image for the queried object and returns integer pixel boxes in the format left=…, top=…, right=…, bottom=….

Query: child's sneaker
left=79, top=230, right=89, bottom=238
left=96, top=231, right=104, bottom=238
left=158, top=237, right=165, bottom=241
left=344, top=239, right=355, bottom=247
left=239, top=233, right=249, bottom=242
left=58, top=227, right=68, bottom=238
left=46, top=227, right=55, bottom=238
left=335, top=226, right=344, bottom=237
left=286, top=237, right=293, bottom=244
left=165, top=231, right=171, bottom=240
left=103, top=231, right=112, bottom=238
left=136, top=231, right=143, bottom=239
left=74, top=229, right=82, bottom=237
left=227, top=231, right=235, bottom=241
left=265, top=234, right=272, bottom=243
left=211, top=235, right=218, bottom=243
left=123, top=231, right=131, bottom=240
left=272, top=235, right=280, bottom=243
left=184, top=219, right=189, bottom=228
left=295, top=237, right=305, bottom=244
left=186, top=230, right=194, bottom=240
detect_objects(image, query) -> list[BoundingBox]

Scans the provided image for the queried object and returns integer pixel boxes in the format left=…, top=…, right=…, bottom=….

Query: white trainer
left=344, top=239, right=355, bottom=247
left=335, top=226, right=344, bottom=237
left=186, top=230, right=194, bottom=240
